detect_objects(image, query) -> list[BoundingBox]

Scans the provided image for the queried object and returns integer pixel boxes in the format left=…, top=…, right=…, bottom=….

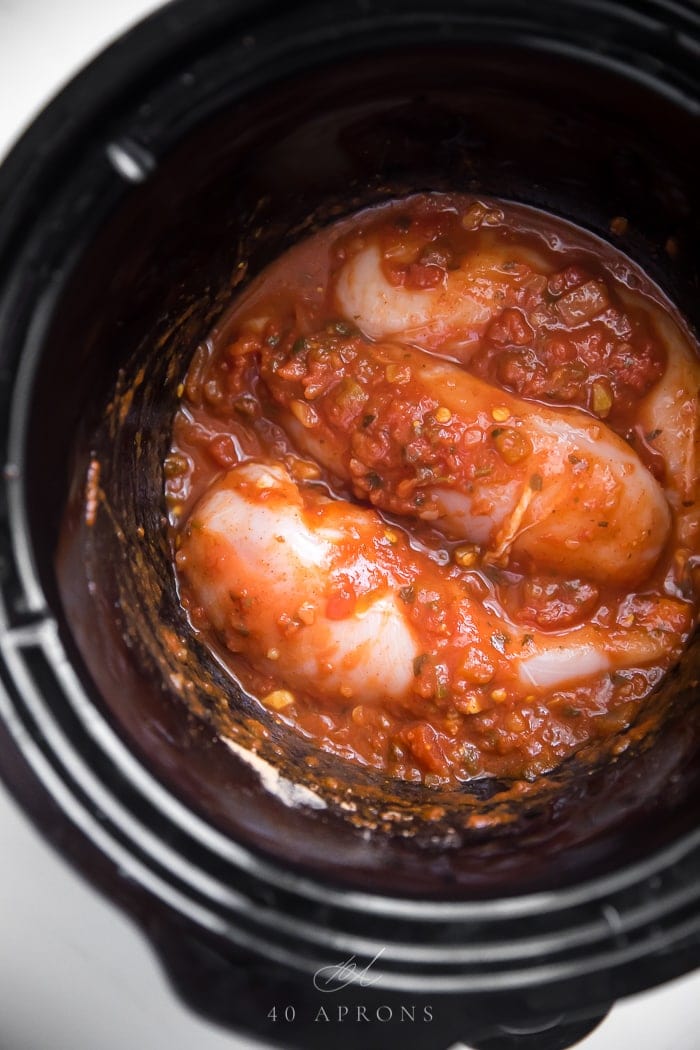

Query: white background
left=0, top=2, right=699, bottom=1048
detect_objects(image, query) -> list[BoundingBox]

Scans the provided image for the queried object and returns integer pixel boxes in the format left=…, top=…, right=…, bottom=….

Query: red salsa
left=166, top=194, right=700, bottom=785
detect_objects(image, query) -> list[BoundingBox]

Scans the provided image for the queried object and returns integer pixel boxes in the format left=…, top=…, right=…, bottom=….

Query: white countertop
left=0, top=2, right=698, bottom=1048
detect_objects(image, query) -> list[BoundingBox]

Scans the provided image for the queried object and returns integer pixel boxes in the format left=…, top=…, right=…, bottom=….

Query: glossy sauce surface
left=166, top=194, right=700, bottom=784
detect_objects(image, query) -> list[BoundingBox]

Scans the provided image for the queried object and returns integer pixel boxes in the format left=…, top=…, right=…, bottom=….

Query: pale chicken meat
left=261, top=335, right=671, bottom=587
left=178, top=461, right=676, bottom=709
left=334, top=239, right=551, bottom=356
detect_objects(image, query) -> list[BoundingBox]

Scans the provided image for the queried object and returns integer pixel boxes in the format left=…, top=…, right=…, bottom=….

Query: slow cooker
left=0, top=2, right=699, bottom=1048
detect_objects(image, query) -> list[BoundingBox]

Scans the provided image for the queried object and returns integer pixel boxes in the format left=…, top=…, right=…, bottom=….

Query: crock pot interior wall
left=22, top=26, right=700, bottom=896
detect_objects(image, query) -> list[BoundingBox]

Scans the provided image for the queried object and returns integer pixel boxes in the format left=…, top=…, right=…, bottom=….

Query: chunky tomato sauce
left=166, top=194, right=700, bottom=784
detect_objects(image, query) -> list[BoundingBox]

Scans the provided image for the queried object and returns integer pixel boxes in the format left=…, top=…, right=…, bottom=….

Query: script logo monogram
left=313, top=950, right=386, bottom=993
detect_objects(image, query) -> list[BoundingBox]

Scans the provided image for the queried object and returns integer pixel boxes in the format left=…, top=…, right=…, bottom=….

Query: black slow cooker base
left=0, top=716, right=625, bottom=1050
left=26, top=4, right=700, bottom=896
